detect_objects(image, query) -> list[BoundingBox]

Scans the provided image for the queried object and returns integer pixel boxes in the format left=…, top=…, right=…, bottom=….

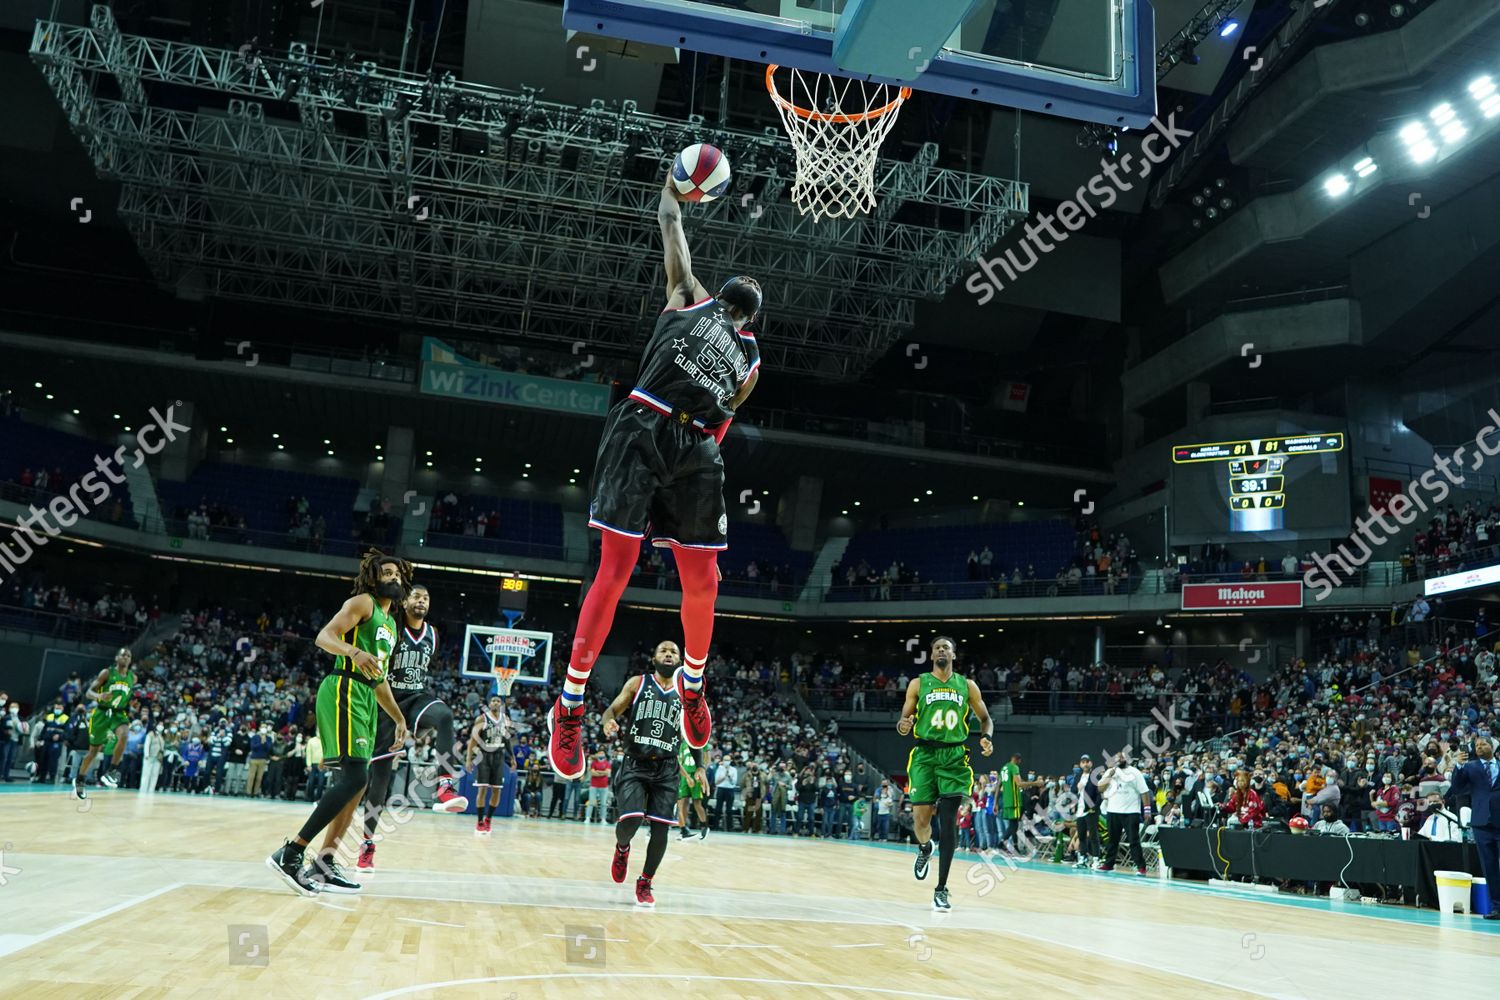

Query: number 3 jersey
left=913, top=671, right=971, bottom=745
left=624, top=672, right=683, bottom=761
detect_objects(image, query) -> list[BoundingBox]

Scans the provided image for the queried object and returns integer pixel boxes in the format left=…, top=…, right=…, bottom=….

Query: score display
left=1169, top=430, right=1348, bottom=541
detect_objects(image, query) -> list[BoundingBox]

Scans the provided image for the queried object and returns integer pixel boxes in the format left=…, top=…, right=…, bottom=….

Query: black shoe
left=914, top=844, right=932, bottom=881
left=698, top=826, right=708, bottom=840
left=72, top=779, right=87, bottom=801
left=266, top=842, right=320, bottom=897
left=933, top=887, right=952, bottom=912
left=1485, top=911, right=1500, bottom=921
left=679, top=829, right=693, bottom=841
left=306, top=854, right=362, bottom=894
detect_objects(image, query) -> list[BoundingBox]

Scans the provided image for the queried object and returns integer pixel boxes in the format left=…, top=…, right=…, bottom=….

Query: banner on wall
left=419, top=338, right=610, bottom=417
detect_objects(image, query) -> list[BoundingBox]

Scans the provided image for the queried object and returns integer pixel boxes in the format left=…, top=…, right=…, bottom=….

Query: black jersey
left=474, top=709, right=508, bottom=753
left=629, top=297, right=761, bottom=429
left=386, top=621, right=436, bottom=693
left=624, top=672, right=682, bottom=762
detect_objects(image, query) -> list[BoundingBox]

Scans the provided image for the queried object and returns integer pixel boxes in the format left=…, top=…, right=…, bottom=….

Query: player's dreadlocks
left=352, top=548, right=414, bottom=596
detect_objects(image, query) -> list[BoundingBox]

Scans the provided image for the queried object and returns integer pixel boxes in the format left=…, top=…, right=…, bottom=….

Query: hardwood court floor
left=0, top=787, right=1495, bottom=999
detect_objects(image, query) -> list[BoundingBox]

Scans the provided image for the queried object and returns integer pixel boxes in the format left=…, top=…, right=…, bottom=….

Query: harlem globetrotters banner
left=420, top=338, right=610, bottom=417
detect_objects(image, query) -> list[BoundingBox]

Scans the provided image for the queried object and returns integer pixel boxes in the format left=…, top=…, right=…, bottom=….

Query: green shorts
left=905, top=742, right=973, bottom=804
left=315, top=673, right=379, bottom=765
left=88, top=708, right=129, bottom=748
left=678, top=775, right=704, bottom=800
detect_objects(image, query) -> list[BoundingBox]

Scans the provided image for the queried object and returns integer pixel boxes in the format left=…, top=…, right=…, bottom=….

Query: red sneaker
left=675, top=671, right=712, bottom=750
left=357, top=841, right=376, bottom=870
left=634, top=874, right=655, bottom=908
left=475, top=818, right=486, bottom=836
left=432, top=778, right=469, bottom=814
left=483, top=818, right=492, bottom=833
left=548, top=697, right=587, bottom=780
left=611, top=844, right=631, bottom=884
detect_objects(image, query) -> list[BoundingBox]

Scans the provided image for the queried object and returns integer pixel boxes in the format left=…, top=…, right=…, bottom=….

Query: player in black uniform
left=600, top=640, right=699, bottom=908
left=467, top=693, right=514, bottom=836
left=356, top=584, right=468, bottom=871
left=549, top=169, right=763, bottom=784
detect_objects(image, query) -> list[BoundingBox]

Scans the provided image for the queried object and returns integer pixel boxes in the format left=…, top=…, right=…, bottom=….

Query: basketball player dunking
left=356, top=583, right=468, bottom=870
left=266, top=551, right=410, bottom=896
left=72, top=647, right=136, bottom=800
left=547, top=169, right=763, bottom=782
left=897, top=636, right=993, bottom=912
left=601, top=640, right=699, bottom=907
left=467, top=694, right=514, bottom=835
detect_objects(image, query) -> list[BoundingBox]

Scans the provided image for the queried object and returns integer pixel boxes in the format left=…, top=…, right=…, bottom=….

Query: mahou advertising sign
left=1180, top=581, right=1304, bottom=610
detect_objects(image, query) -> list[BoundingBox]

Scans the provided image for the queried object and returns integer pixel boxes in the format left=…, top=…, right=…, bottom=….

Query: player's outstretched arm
left=317, top=594, right=379, bottom=676
left=895, top=678, right=921, bottom=735
left=658, top=176, right=710, bottom=309
left=466, top=718, right=484, bottom=770
left=967, top=679, right=994, bottom=757
left=601, top=675, right=642, bottom=739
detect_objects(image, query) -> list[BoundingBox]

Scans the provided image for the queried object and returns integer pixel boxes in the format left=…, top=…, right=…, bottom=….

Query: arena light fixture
left=841, top=509, right=848, bottom=514
left=524, top=462, right=532, bottom=468
left=112, top=413, right=120, bottom=419
left=1353, top=156, right=1378, bottom=178
left=277, top=444, right=285, bottom=451
left=853, top=500, right=861, bottom=506
left=219, top=425, right=227, bottom=432
left=425, top=461, right=432, bottom=468
left=71, top=408, right=80, bottom=415
left=272, top=433, right=280, bottom=439
left=1324, top=173, right=1352, bottom=197
left=227, top=437, right=235, bottom=444
left=1219, top=20, right=1240, bottom=37
left=45, top=393, right=54, bottom=400
left=33, top=381, right=42, bottom=388
left=1016, top=501, right=1025, bottom=507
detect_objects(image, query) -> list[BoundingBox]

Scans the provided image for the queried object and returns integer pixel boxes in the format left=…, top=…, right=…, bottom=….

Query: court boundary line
left=0, top=882, right=184, bottom=959
left=359, top=971, right=971, bottom=1000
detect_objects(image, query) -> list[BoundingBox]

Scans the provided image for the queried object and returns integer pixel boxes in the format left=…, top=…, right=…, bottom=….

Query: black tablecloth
left=1157, top=828, right=1484, bottom=908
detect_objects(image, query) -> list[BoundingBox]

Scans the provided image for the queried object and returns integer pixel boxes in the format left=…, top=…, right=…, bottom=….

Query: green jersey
left=913, top=671, right=970, bottom=744
left=677, top=740, right=699, bottom=775
left=336, top=599, right=397, bottom=682
left=100, top=667, right=136, bottom=713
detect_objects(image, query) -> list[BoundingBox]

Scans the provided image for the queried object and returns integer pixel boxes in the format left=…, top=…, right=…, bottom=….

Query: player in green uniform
left=896, top=636, right=993, bottom=911
left=675, top=730, right=709, bottom=840
left=73, top=648, right=136, bottom=801
left=266, top=550, right=411, bottom=897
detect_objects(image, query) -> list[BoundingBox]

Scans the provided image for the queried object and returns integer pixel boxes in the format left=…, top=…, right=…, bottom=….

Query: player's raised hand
left=602, top=717, right=620, bottom=739
left=896, top=716, right=914, bottom=736
left=980, top=736, right=994, bottom=757
left=351, top=648, right=382, bottom=678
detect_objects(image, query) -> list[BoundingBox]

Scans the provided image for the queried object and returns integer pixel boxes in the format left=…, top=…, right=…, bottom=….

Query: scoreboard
left=1170, top=433, right=1344, bottom=533
left=1171, top=433, right=1344, bottom=465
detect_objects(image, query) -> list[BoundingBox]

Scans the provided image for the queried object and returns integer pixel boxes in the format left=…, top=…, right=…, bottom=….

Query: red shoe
left=611, top=844, right=631, bottom=884
left=475, top=818, right=486, bottom=836
left=357, top=841, right=376, bottom=870
left=675, top=671, right=712, bottom=750
left=634, top=874, right=655, bottom=908
left=548, top=697, right=587, bottom=780
left=432, top=778, right=469, bottom=813
left=483, top=818, right=492, bottom=833
left=1136, top=867, right=1147, bottom=876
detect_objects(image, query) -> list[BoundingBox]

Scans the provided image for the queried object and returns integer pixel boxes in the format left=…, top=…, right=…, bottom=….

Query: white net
left=766, top=65, right=910, bottom=222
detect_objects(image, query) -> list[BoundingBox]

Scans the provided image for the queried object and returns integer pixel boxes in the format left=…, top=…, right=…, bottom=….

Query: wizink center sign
left=1180, top=581, right=1304, bottom=610
left=420, top=338, right=609, bottom=417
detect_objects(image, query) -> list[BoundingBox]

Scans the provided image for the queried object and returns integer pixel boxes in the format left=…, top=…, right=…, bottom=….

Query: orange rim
left=765, top=64, right=911, bottom=124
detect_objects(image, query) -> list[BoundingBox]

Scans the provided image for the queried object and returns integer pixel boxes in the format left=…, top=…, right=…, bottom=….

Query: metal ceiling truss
left=33, top=6, right=1028, bottom=379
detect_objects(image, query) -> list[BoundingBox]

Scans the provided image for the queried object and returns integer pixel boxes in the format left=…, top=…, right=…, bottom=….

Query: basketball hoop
left=765, top=64, right=911, bottom=222
left=494, top=665, right=519, bottom=698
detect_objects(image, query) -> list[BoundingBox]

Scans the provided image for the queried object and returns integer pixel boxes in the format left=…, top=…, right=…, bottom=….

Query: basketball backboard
left=460, top=625, right=553, bottom=687
left=562, top=0, right=1156, bottom=127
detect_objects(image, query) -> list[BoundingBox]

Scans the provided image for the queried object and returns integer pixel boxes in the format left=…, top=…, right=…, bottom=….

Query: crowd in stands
left=1, top=466, right=131, bottom=527
left=826, top=519, right=1143, bottom=602
left=1401, top=499, right=1500, bottom=581
left=175, top=498, right=251, bottom=541
left=0, top=576, right=151, bottom=645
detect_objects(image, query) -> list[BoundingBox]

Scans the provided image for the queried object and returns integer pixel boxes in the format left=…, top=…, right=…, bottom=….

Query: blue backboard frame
left=562, top=0, right=1157, bottom=128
